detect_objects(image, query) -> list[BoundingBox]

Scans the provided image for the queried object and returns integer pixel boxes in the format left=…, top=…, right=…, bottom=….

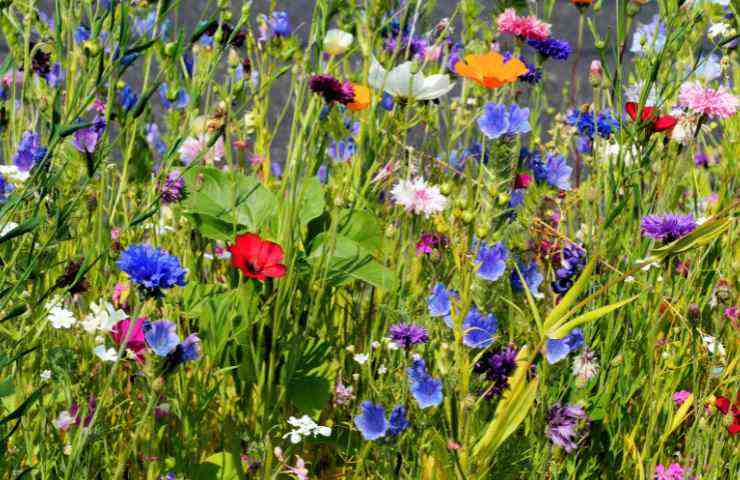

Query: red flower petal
left=728, top=421, right=740, bottom=435
left=625, top=102, right=638, bottom=121
left=716, top=396, right=731, bottom=415
left=261, top=264, right=287, bottom=279
left=653, top=115, right=677, bottom=132
left=229, top=233, right=287, bottom=282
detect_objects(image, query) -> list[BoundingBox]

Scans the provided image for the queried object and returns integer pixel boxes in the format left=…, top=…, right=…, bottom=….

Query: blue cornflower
left=407, top=359, right=443, bottom=409
left=388, top=406, right=410, bottom=436
left=389, top=323, right=429, bottom=349
left=428, top=283, right=456, bottom=319
left=596, top=111, right=619, bottom=138
left=567, top=109, right=596, bottom=138
left=0, top=173, right=14, bottom=203
left=12, top=131, right=47, bottom=172
left=118, top=85, right=138, bottom=112
left=116, top=244, right=187, bottom=295
left=327, top=138, right=356, bottom=163
left=146, top=123, right=168, bottom=157
left=448, top=142, right=488, bottom=172
left=74, top=26, right=90, bottom=43
left=544, top=154, right=572, bottom=190
left=518, top=56, right=542, bottom=84
left=478, top=103, right=531, bottom=140
left=159, top=84, right=190, bottom=110
left=546, top=328, right=584, bottom=364
left=461, top=307, right=497, bottom=349
left=528, top=38, right=572, bottom=60
left=510, top=261, right=544, bottom=298
left=143, top=320, right=180, bottom=356
left=508, top=189, right=526, bottom=209
left=380, top=92, right=395, bottom=111
left=163, top=334, right=201, bottom=374
left=354, top=401, right=388, bottom=440
left=475, top=242, right=508, bottom=281
left=259, top=11, right=291, bottom=41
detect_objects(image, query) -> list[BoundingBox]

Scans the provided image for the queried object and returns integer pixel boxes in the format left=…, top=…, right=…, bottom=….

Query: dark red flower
left=514, top=173, right=533, bottom=189
left=716, top=396, right=731, bottom=415
left=229, top=233, right=287, bottom=281
left=625, top=102, right=677, bottom=133
left=309, top=75, right=355, bottom=105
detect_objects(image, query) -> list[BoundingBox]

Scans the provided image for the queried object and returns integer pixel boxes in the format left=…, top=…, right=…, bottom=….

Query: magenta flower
left=640, top=213, right=697, bottom=243
left=111, top=317, right=147, bottom=362
left=673, top=390, right=691, bottom=407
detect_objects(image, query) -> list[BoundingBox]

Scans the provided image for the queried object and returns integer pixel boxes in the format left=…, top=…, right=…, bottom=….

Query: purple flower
left=475, top=241, right=508, bottom=281
left=546, top=328, right=584, bottom=364
left=694, top=152, right=710, bottom=168
left=510, top=261, right=544, bottom=297
left=654, top=463, right=689, bottom=480
left=71, top=116, right=106, bottom=154
left=309, top=75, right=355, bottom=105
left=528, top=38, right=572, bottom=60
left=474, top=345, right=518, bottom=398
left=416, top=233, right=446, bottom=254
left=545, top=403, right=590, bottom=452
left=544, top=154, right=572, bottom=190
left=327, top=138, right=356, bottom=163
left=46, top=62, right=64, bottom=88
left=388, top=406, right=409, bottom=436
left=389, top=323, right=429, bottom=349
left=12, top=131, right=47, bottom=171
left=354, top=401, right=388, bottom=440
left=118, top=84, right=138, bottom=112
left=159, top=170, right=185, bottom=204
left=640, top=214, right=697, bottom=242
left=407, top=359, right=443, bottom=409
left=461, top=307, right=497, bottom=349
left=477, top=103, right=531, bottom=140
left=143, top=320, right=180, bottom=356
left=518, top=56, right=542, bottom=84
left=673, top=390, right=691, bottom=407
left=74, top=26, right=90, bottom=43
left=266, top=11, right=291, bottom=38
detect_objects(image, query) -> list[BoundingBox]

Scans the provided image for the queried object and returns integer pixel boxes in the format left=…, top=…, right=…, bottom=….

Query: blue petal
left=354, top=401, right=388, bottom=440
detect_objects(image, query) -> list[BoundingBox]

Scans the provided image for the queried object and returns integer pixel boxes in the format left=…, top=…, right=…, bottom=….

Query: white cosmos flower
left=0, top=165, right=30, bottom=183
left=324, top=29, right=353, bottom=55
left=93, top=345, right=119, bottom=362
left=368, top=57, right=454, bottom=101
left=353, top=353, right=369, bottom=365
left=284, top=415, right=332, bottom=444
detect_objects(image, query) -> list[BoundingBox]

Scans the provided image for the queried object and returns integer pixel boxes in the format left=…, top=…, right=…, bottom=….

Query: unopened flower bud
left=589, top=60, right=603, bottom=86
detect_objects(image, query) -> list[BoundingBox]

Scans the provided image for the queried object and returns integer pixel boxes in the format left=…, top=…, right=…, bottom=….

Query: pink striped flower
left=678, top=82, right=738, bottom=119
left=496, top=9, right=551, bottom=41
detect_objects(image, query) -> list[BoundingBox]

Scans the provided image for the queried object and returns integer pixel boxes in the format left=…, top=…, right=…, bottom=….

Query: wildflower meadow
left=1, top=0, right=739, bottom=478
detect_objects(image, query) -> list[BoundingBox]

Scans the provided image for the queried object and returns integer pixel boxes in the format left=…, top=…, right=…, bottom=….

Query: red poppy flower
left=625, top=102, right=677, bottom=133
left=228, top=233, right=287, bottom=281
left=715, top=396, right=731, bottom=415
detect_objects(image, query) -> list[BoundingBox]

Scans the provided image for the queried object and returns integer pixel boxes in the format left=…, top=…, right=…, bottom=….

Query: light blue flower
left=354, top=401, right=388, bottom=440
left=545, top=154, right=572, bottom=190
left=476, top=242, right=508, bottom=281
left=694, top=54, right=722, bottom=82
left=546, top=329, right=585, bottom=364
left=461, top=307, right=497, bottom=349
left=407, top=359, right=443, bottom=409
left=477, top=103, right=531, bottom=140
left=428, top=284, right=458, bottom=325
left=143, top=320, right=180, bottom=357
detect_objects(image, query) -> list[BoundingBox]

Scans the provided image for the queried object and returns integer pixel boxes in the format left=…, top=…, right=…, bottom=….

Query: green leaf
left=547, top=295, right=638, bottom=339
left=337, top=209, right=383, bottom=253
left=297, top=176, right=326, bottom=227
left=543, top=256, right=597, bottom=333
left=192, top=451, right=244, bottom=480
left=648, top=218, right=730, bottom=261
left=284, top=339, right=334, bottom=414
left=0, top=377, right=13, bottom=398
left=308, top=234, right=397, bottom=290
left=183, top=167, right=278, bottom=240
left=0, top=217, right=41, bottom=244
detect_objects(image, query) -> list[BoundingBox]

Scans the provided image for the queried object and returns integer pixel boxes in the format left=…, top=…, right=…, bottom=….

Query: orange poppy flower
left=347, top=84, right=371, bottom=111
left=454, top=52, right=528, bottom=89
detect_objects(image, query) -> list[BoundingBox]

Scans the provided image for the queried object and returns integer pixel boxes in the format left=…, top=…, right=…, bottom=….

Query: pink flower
left=178, top=134, right=226, bottom=165
left=390, top=177, right=448, bottom=217
left=654, top=463, right=688, bottom=480
left=284, top=456, right=309, bottom=480
left=496, top=8, right=551, bottom=41
left=111, top=317, right=147, bottom=362
left=678, top=82, right=738, bottom=119
left=673, top=390, right=691, bottom=406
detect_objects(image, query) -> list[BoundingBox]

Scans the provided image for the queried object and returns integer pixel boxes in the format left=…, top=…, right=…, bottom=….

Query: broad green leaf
left=543, top=256, right=597, bottom=333
left=547, top=295, right=638, bottom=339
left=183, top=167, right=278, bottom=240
left=337, top=209, right=383, bottom=253
left=309, top=234, right=397, bottom=290
left=192, top=451, right=244, bottom=480
left=297, top=176, right=326, bottom=226
left=0, top=377, right=13, bottom=398
left=284, top=339, right=334, bottom=414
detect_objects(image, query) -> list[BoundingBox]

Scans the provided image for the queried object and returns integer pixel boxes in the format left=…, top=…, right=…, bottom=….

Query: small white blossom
left=283, top=415, right=332, bottom=444
left=323, top=29, right=353, bottom=55
left=708, top=22, right=732, bottom=41
left=53, top=411, right=75, bottom=431
left=572, top=349, right=599, bottom=386
left=40, top=370, right=52, bottom=381
left=93, top=345, right=119, bottom=362
left=370, top=341, right=380, bottom=350
left=353, top=353, right=369, bottom=365
left=63, top=444, right=73, bottom=456
left=82, top=301, right=127, bottom=333
left=378, top=365, right=388, bottom=375
left=48, top=305, right=77, bottom=329
left=701, top=335, right=726, bottom=357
